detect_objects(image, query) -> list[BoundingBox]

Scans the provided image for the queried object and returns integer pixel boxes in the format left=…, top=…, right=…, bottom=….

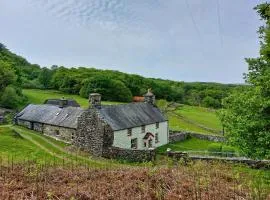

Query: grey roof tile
left=98, top=103, right=167, bottom=131
left=16, top=104, right=84, bottom=129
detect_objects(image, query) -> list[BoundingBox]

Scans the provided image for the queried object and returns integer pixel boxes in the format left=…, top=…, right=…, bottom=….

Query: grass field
left=174, top=105, right=222, bottom=130
left=0, top=126, right=55, bottom=162
left=23, top=89, right=122, bottom=108
left=168, top=113, right=213, bottom=134
left=157, top=137, right=220, bottom=153
left=0, top=125, right=117, bottom=168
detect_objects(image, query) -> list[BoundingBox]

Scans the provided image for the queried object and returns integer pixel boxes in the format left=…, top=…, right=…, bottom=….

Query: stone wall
left=74, top=109, right=114, bottom=157
left=169, top=131, right=225, bottom=143
left=17, top=119, right=32, bottom=129
left=43, top=124, right=76, bottom=142
left=103, top=147, right=156, bottom=162
left=190, top=132, right=225, bottom=142
left=167, top=151, right=270, bottom=169
left=33, top=122, right=43, bottom=132
left=169, top=132, right=189, bottom=143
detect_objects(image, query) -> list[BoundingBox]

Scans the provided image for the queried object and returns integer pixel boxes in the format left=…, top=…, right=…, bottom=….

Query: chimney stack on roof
left=59, top=97, right=67, bottom=108
left=144, top=88, right=155, bottom=105
left=89, top=93, right=101, bottom=108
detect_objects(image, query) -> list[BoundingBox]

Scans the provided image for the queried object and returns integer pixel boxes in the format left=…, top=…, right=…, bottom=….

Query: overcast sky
left=0, top=0, right=265, bottom=83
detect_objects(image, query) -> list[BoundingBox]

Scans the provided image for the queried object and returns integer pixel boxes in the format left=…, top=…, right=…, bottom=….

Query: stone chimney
left=89, top=93, right=101, bottom=108
left=144, top=89, right=155, bottom=105
left=59, top=97, right=67, bottom=108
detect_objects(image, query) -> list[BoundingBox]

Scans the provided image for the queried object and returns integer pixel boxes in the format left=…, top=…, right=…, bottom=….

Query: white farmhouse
left=16, top=89, right=169, bottom=158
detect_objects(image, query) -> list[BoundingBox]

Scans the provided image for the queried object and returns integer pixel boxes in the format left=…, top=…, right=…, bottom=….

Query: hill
left=0, top=42, right=242, bottom=110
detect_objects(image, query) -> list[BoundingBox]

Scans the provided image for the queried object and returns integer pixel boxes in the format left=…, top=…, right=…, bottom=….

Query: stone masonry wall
left=17, top=119, right=32, bottom=129
left=169, top=132, right=189, bottom=143
left=169, top=131, right=225, bottom=143
left=33, top=123, right=43, bottom=132
left=103, top=147, right=156, bottom=162
left=43, top=124, right=76, bottom=142
left=75, top=109, right=112, bottom=157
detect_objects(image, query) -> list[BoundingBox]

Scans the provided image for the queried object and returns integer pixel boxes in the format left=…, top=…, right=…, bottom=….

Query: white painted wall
left=113, top=121, right=168, bottom=150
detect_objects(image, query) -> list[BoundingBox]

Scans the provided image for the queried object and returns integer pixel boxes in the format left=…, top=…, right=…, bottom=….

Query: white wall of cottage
left=113, top=121, right=168, bottom=150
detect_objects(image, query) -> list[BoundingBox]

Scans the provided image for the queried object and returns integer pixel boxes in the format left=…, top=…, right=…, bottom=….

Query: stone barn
left=15, top=99, right=84, bottom=142
left=15, top=90, right=169, bottom=157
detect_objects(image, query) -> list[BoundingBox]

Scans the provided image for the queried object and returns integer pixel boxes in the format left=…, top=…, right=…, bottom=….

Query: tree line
left=0, top=43, right=240, bottom=109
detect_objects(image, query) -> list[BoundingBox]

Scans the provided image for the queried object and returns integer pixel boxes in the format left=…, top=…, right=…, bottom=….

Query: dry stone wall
left=169, top=131, right=225, bottom=143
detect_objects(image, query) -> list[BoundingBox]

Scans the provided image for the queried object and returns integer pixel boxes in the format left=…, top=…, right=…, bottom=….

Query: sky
left=0, top=0, right=266, bottom=83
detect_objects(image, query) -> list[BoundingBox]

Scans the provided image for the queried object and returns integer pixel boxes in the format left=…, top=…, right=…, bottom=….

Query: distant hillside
left=0, top=43, right=244, bottom=109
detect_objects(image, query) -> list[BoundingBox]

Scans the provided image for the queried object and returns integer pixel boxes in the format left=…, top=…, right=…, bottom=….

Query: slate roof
left=44, top=99, right=80, bottom=107
left=16, top=104, right=84, bottom=129
left=98, top=102, right=167, bottom=131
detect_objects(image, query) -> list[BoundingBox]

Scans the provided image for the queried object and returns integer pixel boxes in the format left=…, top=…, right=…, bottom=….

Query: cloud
left=1, top=0, right=264, bottom=83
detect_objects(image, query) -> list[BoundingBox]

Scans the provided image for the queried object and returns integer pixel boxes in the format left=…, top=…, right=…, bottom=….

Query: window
left=141, top=125, right=145, bottom=133
left=131, top=138, right=138, bottom=149
left=156, top=122, right=159, bottom=129
left=127, top=128, right=132, bottom=136
left=155, top=133, right=159, bottom=143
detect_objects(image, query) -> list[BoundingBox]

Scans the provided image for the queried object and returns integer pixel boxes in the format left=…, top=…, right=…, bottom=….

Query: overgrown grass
left=23, top=89, right=122, bottom=108
left=174, top=105, right=222, bottom=130
left=0, top=161, right=269, bottom=199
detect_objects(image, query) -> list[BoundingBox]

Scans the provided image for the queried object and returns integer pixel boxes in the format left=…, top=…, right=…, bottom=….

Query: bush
left=207, top=143, right=222, bottom=156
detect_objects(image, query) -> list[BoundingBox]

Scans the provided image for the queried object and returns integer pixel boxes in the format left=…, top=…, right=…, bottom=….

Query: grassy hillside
left=0, top=125, right=117, bottom=168
left=174, top=105, right=222, bottom=130
left=0, top=126, right=54, bottom=162
left=168, top=112, right=213, bottom=134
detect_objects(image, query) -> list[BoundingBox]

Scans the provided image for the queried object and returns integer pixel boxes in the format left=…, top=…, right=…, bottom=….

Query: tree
left=0, top=86, right=22, bottom=109
left=38, top=67, right=53, bottom=89
left=219, top=3, right=270, bottom=159
left=202, top=96, right=220, bottom=108
left=80, top=76, right=132, bottom=102
left=0, top=61, right=16, bottom=91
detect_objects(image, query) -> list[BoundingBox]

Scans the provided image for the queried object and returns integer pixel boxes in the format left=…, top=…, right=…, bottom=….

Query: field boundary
left=169, top=131, right=225, bottom=143
left=170, top=112, right=222, bottom=135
